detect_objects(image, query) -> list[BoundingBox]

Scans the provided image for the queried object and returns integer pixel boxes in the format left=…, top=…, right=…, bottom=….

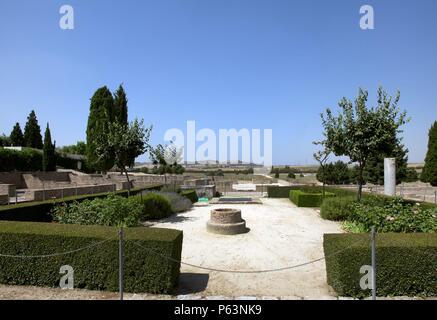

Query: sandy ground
left=152, top=198, right=343, bottom=298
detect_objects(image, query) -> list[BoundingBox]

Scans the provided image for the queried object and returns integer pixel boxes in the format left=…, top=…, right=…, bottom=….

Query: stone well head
left=206, top=208, right=249, bottom=235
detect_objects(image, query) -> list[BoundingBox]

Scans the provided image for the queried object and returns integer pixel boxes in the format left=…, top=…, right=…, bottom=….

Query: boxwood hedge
left=181, top=190, right=198, bottom=203
left=0, top=184, right=162, bottom=222
left=289, top=190, right=335, bottom=207
left=0, top=221, right=182, bottom=293
left=324, top=233, right=437, bottom=298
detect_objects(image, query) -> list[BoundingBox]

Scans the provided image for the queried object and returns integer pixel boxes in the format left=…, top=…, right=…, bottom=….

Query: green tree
left=317, top=161, right=351, bottom=185
left=364, top=142, right=408, bottom=185
left=10, top=122, right=24, bottom=146
left=421, top=121, right=437, bottom=186
left=320, top=87, right=408, bottom=200
left=0, top=134, right=11, bottom=147
left=313, top=141, right=331, bottom=196
left=42, top=123, right=56, bottom=171
left=58, top=141, right=87, bottom=155
left=95, top=119, right=152, bottom=196
left=24, top=110, right=43, bottom=149
left=113, top=84, right=128, bottom=125
left=86, top=86, right=115, bottom=172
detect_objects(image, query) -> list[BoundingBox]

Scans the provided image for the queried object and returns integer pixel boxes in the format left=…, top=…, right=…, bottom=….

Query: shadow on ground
left=173, top=273, right=209, bottom=295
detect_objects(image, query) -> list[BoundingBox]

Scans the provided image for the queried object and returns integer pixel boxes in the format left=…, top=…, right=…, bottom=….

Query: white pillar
left=384, top=158, right=396, bottom=196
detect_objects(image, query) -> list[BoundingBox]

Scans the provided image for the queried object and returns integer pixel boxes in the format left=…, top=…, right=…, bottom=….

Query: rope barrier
left=130, top=239, right=366, bottom=274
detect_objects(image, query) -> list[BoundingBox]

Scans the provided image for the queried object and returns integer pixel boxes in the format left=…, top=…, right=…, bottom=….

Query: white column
left=384, top=158, right=396, bottom=196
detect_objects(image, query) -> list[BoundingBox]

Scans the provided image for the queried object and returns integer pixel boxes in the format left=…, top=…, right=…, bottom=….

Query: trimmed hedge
left=139, top=193, right=173, bottom=220
left=324, top=233, right=437, bottom=298
left=268, top=185, right=437, bottom=209
left=0, top=148, right=42, bottom=171
left=289, top=190, right=335, bottom=207
left=320, top=196, right=356, bottom=221
left=181, top=190, right=198, bottom=203
left=0, top=221, right=182, bottom=293
left=0, top=185, right=162, bottom=222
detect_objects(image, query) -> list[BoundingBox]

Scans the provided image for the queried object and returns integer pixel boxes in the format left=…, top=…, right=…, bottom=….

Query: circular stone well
left=206, top=208, right=249, bottom=235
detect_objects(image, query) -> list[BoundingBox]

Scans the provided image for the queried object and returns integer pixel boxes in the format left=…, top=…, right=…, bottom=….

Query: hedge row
left=0, top=184, right=162, bottom=222
left=324, top=233, right=437, bottom=297
left=267, top=185, right=437, bottom=209
left=289, top=190, right=335, bottom=207
left=181, top=190, right=198, bottom=203
left=0, top=147, right=94, bottom=172
left=0, top=221, right=182, bottom=293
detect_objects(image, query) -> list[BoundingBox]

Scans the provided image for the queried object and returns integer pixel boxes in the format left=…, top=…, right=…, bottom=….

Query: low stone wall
left=0, top=194, right=8, bottom=205
left=0, top=184, right=16, bottom=197
left=32, top=184, right=116, bottom=201
left=0, top=172, right=25, bottom=188
left=181, top=185, right=216, bottom=199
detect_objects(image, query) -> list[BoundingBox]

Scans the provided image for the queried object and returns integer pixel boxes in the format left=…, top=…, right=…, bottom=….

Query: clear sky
left=0, top=0, right=436, bottom=165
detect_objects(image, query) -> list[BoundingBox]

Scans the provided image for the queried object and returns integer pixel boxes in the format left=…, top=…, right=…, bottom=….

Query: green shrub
left=181, top=190, right=198, bottom=203
left=140, top=193, right=173, bottom=220
left=289, top=190, right=335, bottom=207
left=267, top=186, right=297, bottom=198
left=0, top=147, right=42, bottom=171
left=287, top=172, right=296, bottom=179
left=324, top=233, right=437, bottom=298
left=0, top=185, right=162, bottom=223
left=349, top=197, right=437, bottom=233
left=51, top=194, right=143, bottom=227
left=159, top=192, right=192, bottom=213
left=320, top=196, right=356, bottom=221
left=0, top=221, right=182, bottom=293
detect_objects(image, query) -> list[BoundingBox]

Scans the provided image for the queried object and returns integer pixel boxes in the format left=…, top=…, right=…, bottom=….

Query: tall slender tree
left=10, top=122, right=24, bottom=146
left=421, top=121, right=437, bottom=186
left=43, top=123, right=56, bottom=171
left=113, top=84, right=128, bottom=125
left=86, top=86, right=115, bottom=172
left=24, top=110, right=43, bottom=149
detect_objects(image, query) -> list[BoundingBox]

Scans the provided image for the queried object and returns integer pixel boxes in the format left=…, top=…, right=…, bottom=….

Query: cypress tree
left=113, top=84, right=128, bottom=125
left=421, top=121, right=437, bottom=186
left=10, top=122, right=24, bottom=146
left=42, top=123, right=56, bottom=171
left=23, top=110, right=43, bottom=149
left=86, top=86, right=115, bottom=172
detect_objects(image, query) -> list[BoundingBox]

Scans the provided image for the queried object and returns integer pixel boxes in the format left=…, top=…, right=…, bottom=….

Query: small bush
left=159, top=192, right=192, bottom=213
left=181, top=190, right=198, bottom=203
left=0, top=185, right=162, bottom=223
left=287, top=172, right=296, bottom=179
left=51, top=194, right=143, bottom=227
left=289, top=190, right=335, bottom=207
left=0, top=221, right=182, bottom=293
left=140, top=193, right=173, bottom=220
left=320, top=196, right=356, bottom=221
left=349, top=197, right=437, bottom=233
left=324, top=233, right=437, bottom=297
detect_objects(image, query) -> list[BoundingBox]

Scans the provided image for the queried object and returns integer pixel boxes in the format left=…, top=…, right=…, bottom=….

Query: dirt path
left=153, top=198, right=343, bottom=298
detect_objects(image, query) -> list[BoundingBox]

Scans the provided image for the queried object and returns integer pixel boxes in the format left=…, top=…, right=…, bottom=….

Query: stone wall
left=32, top=183, right=116, bottom=201
left=0, top=194, right=8, bottom=205
left=0, top=184, right=16, bottom=197
left=0, top=172, right=25, bottom=188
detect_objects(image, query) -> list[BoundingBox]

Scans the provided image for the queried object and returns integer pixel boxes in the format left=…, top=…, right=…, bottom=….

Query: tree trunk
left=357, top=163, right=364, bottom=201
left=124, top=168, right=131, bottom=197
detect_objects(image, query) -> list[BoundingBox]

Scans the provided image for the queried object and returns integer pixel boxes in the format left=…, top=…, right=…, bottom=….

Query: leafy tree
left=364, top=142, right=408, bottom=185
left=317, top=161, right=352, bottom=186
left=42, top=123, right=56, bottom=171
left=404, top=168, right=419, bottom=183
left=86, top=86, right=115, bottom=172
left=113, top=84, right=128, bottom=125
left=150, top=142, right=185, bottom=183
left=58, top=141, right=87, bottom=155
left=95, top=119, right=151, bottom=196
left=10, top=122, right=24, bottom=146
left=0, top=134, right=11, bottom=147
left=320, top=87, right=408, bottom=200
left=24, top=110, right=43, bottom=149
left=421, top=121, right=437, bottom=186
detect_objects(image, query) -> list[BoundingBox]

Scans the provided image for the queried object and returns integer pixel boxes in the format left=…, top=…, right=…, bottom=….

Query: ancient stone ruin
left=206, top=208, right=249, bottom=235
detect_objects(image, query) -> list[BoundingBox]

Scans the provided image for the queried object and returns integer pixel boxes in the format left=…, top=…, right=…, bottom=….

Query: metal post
left=75, top=183, right=78, bottom=197
left=435, top=190, right=437, bottom=204
left=15, top=190, right=17, bottom=205
left=43, top=182, right=46, bottom=201
left=371, top=226, right=377, bottom=300
left=61, top=188, right=64, bottom=199
left=119, top=227, right=124, bottom=301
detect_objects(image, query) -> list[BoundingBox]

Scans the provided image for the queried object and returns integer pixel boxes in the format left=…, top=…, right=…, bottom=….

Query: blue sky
left=0, top=0, right=436, bottom=165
